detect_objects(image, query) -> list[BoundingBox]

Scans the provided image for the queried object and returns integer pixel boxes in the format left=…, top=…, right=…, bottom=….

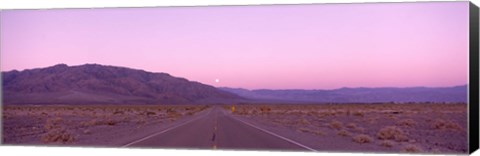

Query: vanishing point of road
left=122, top=106, right=316, bottom=151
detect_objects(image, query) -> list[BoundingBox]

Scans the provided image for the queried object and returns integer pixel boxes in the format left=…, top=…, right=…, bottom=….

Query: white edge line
left=121, top=108, right=213, bottom=147
left=232, top=116, right=318, bottom=152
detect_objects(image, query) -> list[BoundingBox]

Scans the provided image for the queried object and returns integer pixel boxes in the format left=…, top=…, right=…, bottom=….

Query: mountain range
left=2, top=64, right=243, bottom=104
left=220, top=85, right=467, bottom=103
left=1, top=64, right=468, bottom=105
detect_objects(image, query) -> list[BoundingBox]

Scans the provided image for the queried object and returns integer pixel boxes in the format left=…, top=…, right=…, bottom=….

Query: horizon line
left=218, top=84, right=469, bottom=91
left=1, top=63, right=469, bottom=91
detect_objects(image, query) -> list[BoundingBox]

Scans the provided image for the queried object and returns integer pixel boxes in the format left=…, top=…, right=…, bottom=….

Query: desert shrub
left=345, top=110, right=351, bottom=116
left=42, top=117, right=75, bottom=144
left=353, top=111, right=365, bottom=117
left=199, top=106, right=209, bottom=111
left=83, top=129, right=92, bottom=135
left=299, top=118, right=311, bottom=125
left=273, top=118, right=294, bottom=126
left=297, top=127, right=310, bottom=133
left=327, top=110, right=337, bottom=116
left=146, top=111, right=157, bottom=116
left=297, top=128, right=325, bottom=136
left=113, top=111, right=124, bottom=115
left=167, top=110, right=182, bottom=118
left=44, top=117, right=64, bottom=130
left=166, top=108, right=176, bottom=113
left=387, top=114, right=398, bottom=120
left=3, top=114, right=11, bottom=120
left=260, top=106, right=272, bottom=114
left=81, top=119, right=99, bottom=127
left=401, top=144, right=423, bottom=153
left=106, top=119, right=117, bottom=126
left=346, top=123, right=357, bottom=129
left=432, top=119, right=463, bottom=131
left=137, top=117, right=147, bottom=124
left=337, top=130, right=352, bottom=137
left=307, top=111, right=318, bottom=116
left=167, top=111, right=182, bottom=121
left=367, top=117, right=378, bottom=124
left=396, top=119, right=417, bottom=127
left=42, top=127, right=75, bottom=144
left=352, top=134, right=373, bottom=144
left=377, top=126, right=408, bottom=142
left=122, top=116, right=130, bottom=121
left=330, top=120, right=343, bottom=130
left=81, top=118, right=118, bottom=126
left=380, top=140, right=395, bottom=147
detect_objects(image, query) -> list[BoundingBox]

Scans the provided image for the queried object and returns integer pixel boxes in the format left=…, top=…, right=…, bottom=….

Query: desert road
left=122, top=106, right=316, bottom=151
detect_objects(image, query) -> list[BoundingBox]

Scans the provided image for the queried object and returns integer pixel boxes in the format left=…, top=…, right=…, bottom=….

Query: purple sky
left=0, top=2, right=469, bottom=90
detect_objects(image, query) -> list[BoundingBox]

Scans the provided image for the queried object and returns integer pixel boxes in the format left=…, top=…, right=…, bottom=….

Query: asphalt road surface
left=123, top=106, right=315, bottom=151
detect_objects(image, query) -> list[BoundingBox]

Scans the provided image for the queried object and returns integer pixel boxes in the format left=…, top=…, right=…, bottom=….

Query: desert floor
left=231, top=103, right=468, bottom=154
left=2, top=105, right=210, bottom=147
left=2, top=103, right=468, bottom=154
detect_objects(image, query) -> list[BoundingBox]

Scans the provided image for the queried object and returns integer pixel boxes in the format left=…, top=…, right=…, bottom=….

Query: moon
left=215, top=79, right=220, bottom=83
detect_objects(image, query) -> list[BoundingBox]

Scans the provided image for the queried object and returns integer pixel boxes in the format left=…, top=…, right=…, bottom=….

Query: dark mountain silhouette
left=220, top=85, right=468, bottom=103
left=2, top=64, right=243, bottom=105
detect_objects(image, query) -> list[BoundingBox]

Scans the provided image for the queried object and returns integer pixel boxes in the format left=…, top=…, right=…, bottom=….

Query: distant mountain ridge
left=220, top=85, right=468, bottom=103
left=2, top=64, right=243, bottom=104
left=2, top=64, right=468, bottom=105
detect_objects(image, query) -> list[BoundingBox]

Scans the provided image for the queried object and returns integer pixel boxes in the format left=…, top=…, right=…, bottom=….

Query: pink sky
left=0, top=2, right=469, bottom=89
